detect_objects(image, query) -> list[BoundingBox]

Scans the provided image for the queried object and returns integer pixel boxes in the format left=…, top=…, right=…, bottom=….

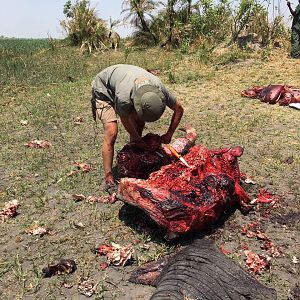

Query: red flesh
left=117, top=127, right=197, bottom=179
left=118, top=144, right=251, bottom=235
left=242, top=84, right=300, bottom=106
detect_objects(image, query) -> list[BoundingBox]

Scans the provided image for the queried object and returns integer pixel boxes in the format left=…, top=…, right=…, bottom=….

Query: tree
left=231, top=0, right=258, bottom=42
left=122, top=0, right=158, bottom=43
left=60, top=0, right=108, bottom=53
left=160, top=0, right=180, bottom=48
left=181, top=0, right=193, bottom=21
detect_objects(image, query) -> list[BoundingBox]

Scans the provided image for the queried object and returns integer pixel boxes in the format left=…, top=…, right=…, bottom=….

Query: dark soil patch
left=292, top=284, right=300, bottom=300
left=270, top=211, right=300, bottom=226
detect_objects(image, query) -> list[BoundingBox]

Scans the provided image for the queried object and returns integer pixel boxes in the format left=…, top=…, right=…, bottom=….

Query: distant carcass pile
left=242, top=84, right=300, bottom=106
left=117, top=127, right=251, bottom=235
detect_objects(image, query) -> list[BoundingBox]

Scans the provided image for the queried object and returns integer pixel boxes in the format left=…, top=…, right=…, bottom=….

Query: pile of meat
left=117, top=129, right=251, bottom=235
left=242, top=84, right=300, bottom=106
left=117, top=127, right=197, bottom=179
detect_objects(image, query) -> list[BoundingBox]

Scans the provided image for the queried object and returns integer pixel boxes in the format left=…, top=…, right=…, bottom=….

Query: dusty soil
left=0, top=48, right=299, bottom=299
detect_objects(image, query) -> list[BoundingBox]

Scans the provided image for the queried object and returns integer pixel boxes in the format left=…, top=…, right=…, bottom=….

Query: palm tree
left=160, top=0, right=179, bottom=48
left=122, top=0, right=158, bottom=43
left=181, top=0, right=193, bottom=21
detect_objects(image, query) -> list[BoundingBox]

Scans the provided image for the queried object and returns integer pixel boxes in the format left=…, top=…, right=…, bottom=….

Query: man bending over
left=91, top=64, right=184, bottom=192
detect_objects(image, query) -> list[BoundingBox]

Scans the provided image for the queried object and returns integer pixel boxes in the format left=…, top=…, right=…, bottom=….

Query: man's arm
left=120, top=112, right=143, bottom=142
left=287, top=1, right=295, bottom=16
left=161, top=100, right=184, bottom=144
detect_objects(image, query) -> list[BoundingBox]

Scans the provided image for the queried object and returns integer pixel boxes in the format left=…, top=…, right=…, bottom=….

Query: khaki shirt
left=92, top=64, right=177, bottom=116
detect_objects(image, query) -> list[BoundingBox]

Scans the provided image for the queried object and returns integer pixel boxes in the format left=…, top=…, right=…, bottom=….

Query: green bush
left=196, top=41, right=215, bottom=64
left=246, top=6, right=288, bottom=46
left=195, top=0, right=232, bottom=42
left=216, top=47, right=249, bottom=65
left=125, top=0, right=289, bottom=51
left=60, top=0, right=108, bottom=53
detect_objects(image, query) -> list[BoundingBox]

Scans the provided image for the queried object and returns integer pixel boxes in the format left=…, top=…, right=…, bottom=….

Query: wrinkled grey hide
left=151, top=239, right=276, bottom=300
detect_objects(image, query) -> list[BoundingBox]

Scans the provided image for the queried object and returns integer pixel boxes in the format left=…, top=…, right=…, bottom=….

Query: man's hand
left=161, top=132, right=173, bottom=144
left=287, top=1, right=295, bottom=15
left=105, top=171, right=115, bottom=186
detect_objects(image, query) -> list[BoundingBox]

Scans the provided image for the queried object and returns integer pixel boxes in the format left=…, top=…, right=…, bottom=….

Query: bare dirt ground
left=0, top=48, right=299, bottom=299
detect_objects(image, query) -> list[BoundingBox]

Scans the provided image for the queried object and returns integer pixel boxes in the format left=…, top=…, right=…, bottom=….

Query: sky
left=0, top=0, right=131, bottom=39
left=0, top=0, right=293, bottom=39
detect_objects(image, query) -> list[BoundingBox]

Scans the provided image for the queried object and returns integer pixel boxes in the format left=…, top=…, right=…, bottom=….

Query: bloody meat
left=118, top=144, right=251, bottom=235
left=242, top=84, right=300, bottom=106
left=117, top=127, right=197, bottom=179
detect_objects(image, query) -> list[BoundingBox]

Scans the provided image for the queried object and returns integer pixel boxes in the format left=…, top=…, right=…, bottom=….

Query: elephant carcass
left=117, top=144, right=251, bottom=235
left=130, top=239, right=277, bottom=300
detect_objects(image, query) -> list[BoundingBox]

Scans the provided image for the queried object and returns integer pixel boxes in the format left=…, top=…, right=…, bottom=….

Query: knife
left=155, top=151, right=165, bottom=158
left=166, top=145, right=191, bottom=168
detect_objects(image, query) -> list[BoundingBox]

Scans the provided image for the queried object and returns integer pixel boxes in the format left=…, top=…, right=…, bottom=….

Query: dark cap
left=133, top=84, right=166, bottom=122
